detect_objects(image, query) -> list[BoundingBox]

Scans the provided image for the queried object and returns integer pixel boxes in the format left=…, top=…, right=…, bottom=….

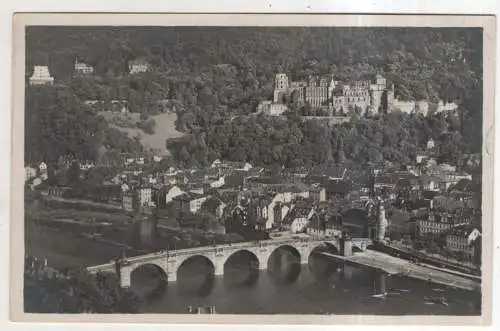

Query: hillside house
left=29, top=66, right=54, bottom=85
left=172, top=192, right=209, bottom=215
left=38, top=162, right=48, bottom=173
left=79, top=160, right=96, bottom=171
left=128, top=59, right=151, bottom=74
left=309, top=186, right=327, bottom=202
left=426, top=138, right=436, bottom=150
left=73, top=59, right=94, bottom=75
left=211, top=159, right=253, bottom=171
left=165, top=185, right=186, bottom=204
left=25, top=166, right=37, bottom=182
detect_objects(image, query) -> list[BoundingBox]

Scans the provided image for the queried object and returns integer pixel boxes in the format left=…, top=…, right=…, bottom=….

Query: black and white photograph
left=10, top=13, right=495, bottom=324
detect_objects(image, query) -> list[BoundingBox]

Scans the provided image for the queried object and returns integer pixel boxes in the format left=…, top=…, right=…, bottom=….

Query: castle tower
left=273, top=73, right=289, bottom=103
left=328, top=76, right=338, bottom=100
left=369, top=73, right=391, bottom=113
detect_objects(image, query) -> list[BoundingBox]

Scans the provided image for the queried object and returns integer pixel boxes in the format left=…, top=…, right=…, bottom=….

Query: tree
left=24, top=257, right=139, bottom=313
left=337, top=137, right=346, bottom=164
left=66, top=161, right=81, bottom=185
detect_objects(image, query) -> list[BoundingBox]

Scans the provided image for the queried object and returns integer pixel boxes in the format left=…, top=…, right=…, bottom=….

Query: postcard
left=10, top=13, right=495, bottom=326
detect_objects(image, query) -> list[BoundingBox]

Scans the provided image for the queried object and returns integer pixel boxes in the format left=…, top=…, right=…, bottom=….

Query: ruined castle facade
left=272, top=73, right=393, bottom=115
left=260, top=72, right=458, bottom=117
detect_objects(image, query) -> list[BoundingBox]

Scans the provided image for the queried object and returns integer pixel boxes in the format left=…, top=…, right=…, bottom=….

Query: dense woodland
left=25, top=27, right=482, bottom=168
left=169, top=110, right=479, bottom=170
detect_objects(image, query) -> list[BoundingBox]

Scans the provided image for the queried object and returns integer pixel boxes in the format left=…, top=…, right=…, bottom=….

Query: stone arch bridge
left=87, top=236, right=372, bottom=288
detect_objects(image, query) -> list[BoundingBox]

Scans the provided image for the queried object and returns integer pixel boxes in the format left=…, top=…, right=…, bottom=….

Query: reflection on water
left=177, top=256, right=215, bottom=297
left=132, top=252, right=481, bottom=315
left=224, top=250, right=259, bottom=289
left=267, top=246, right=302, bottom=284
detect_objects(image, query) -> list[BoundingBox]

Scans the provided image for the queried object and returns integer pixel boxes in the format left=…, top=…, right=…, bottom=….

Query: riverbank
left=319, top=250, right=481, bottom=292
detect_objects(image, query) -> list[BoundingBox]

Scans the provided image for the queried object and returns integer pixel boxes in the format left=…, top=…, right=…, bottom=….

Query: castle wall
left=390, top=99, right=418, bottom=114
left=257, top=101, right=288, bottom=115
left=305, top=86, right=329, bottom=107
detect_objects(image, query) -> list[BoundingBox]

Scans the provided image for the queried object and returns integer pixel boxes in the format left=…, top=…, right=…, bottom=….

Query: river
left=133, top=252, right=481, bottom=315
left=25, top=223, right=481, bottom=315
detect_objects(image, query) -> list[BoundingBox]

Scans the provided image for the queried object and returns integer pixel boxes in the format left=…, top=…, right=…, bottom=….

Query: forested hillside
left=25, top=27, right=483, bottom=167
left=25, top=85, right=143, bottom=164
left=168, top=111, right=476, bottom=170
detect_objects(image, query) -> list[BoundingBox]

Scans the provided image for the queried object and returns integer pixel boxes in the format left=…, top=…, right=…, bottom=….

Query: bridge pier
left=374, top=273, right=387, bottom=296
left=213, top=257, right=225, bottom=276
left=120, top=267, right=132, bottom=288
left=300, top=255, right=309, bottom=265
left=166, top=265, right=177, bottom=283
left=341, top=238, right=353, bottom=257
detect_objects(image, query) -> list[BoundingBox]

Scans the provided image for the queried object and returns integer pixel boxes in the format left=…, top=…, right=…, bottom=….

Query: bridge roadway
left=87, top=235, right=372, bottom=288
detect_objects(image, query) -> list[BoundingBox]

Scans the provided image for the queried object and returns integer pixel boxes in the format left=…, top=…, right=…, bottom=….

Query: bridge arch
left=267, top=244, right=302, bottom=283
left=176, top=254, right=216, bottom=278
left=129, top=262, right=168, bottom=296
left=305, top=241, right=341, bottom=263
left=269, top=244, right=302, bottom=264
left=176, top=254, right=217, bottom=296
left=223, top=249, right=261, bottom=288
left=223, top=249, right=262, bottom=270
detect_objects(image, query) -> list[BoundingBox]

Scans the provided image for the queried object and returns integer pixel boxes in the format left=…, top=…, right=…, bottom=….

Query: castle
left=259, top=72, right=458, bottom=117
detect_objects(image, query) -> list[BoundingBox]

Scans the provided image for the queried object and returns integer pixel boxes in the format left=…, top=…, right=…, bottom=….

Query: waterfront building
left=137, top=186, right=153, bottom=207
left=122, top=192, right=136, bottom=212
left=307, top=211, right=343, bottom=238
left=281, top=204, right=316, bottom=234
left=445, top=226, right=482, bottom=265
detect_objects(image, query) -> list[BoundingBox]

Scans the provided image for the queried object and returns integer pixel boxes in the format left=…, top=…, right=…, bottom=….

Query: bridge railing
left=123, top=237, right=306, bottom=262
left=89, top=236, right=334, bottom=269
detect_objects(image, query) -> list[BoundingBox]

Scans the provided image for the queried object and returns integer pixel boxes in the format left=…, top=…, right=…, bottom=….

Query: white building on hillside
left=29, top=66, right=54, bottom=85
left=25, top=166, right=37, bottom=182
left=74, top=59, right=94, bottom=75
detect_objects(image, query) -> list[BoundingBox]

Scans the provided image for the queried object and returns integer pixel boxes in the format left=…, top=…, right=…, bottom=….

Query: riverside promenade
left=320, top=250, right=481, bottom=292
